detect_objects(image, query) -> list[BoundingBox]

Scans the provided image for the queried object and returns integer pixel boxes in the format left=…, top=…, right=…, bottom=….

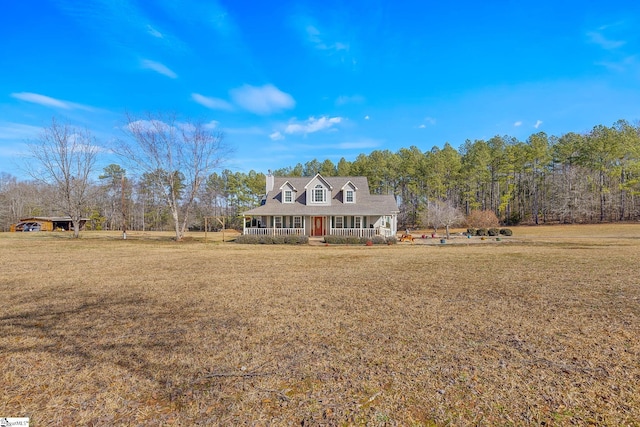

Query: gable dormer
left=279, top=181, right=297, bottom=204
left=341, top=181, right=358, bottom=203
left=304, top=173, right=333, bottom=206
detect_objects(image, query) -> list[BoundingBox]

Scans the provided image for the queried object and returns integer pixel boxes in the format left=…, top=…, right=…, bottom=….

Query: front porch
left=243, top=226, right=392, bottom=238
left=243, top=214, right=396, bottom=238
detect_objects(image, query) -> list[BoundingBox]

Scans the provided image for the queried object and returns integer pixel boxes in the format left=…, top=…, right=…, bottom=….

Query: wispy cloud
left=146, top=24, right=163, bottom=38
left=514, top=121, right=523, bottom=127
left=204, top=120, right=219, bottom=129
left=285, top=116, right=343, bottom=135
left=141, top=59, right=177, bottom=78
left=230, top=84, right=295, bottom=115
left=534, top=120, right=543, bottom=129
left=269, top=131, right=284, bottom=141
left=417, top=116, right=436, bottom=128
left=10, top=92, right=93, bottom=111
left=306, top=25, right=349, bottom=52
left=192, top=93, right=234, bottom=111
left=336, top=94, right=365, bottom=105
left=0, top=122, right=43, bottom=140
left=587, top=30, right=626, bottom=50
left=335, top=139, right=379, bottom=149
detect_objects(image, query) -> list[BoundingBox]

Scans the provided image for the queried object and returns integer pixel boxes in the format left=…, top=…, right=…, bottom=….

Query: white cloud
left=230, top=84, right=295, bottom=115
left=284, top=116, right=343, bottom=135
left=10, top=92, right=92, bottom=111
left=418, top=124, right=426, bottom=129
left=192, top=93, right=234, bottom=111
left=364, top=115, right=370, bottom=120
left=514, top=121, right=523, bottom=127
left=269, top=131, right=284, bottom=141
left=534, top=120, right=543, bottom=129
left=141, top=59, right=177, bottom=79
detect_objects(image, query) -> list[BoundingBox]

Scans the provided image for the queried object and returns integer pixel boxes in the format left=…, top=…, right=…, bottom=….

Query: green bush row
left=467, top=228, right=513, bottom=237
left=323, top=235, right=397, bottom=245
left=234, top=235, right=309, bottom=244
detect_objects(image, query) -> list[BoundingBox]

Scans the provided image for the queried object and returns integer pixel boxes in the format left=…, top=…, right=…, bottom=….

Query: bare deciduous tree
left=26, top=118, right=99, bottom=238
left=115, top=113, right=229, bottom=241
left=424, top=200, right=464, bottom=239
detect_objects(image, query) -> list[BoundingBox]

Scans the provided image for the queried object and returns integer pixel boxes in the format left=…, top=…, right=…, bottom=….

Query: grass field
left=1, top=225, right=639, bottom=425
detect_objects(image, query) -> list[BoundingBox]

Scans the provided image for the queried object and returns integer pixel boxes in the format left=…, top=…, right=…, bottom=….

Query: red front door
left=313, top=217, right=324, bottom=236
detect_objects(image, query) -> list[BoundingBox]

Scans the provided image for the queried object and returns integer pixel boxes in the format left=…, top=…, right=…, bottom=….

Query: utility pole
left=122, top=175, right=127, bottom=240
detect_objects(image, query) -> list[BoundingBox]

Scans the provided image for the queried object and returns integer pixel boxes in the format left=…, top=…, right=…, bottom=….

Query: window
left=274, top=216, right=283, bottom=228
left=293, top=216, right=302, bottom=228
left=312, top=184, right=326, bottom=203
left=283, top=189, right=293, bottom=203
left=345, top=189, right=354, bottom=203
left=335, top=216, right=344, bottom=228
left=354, top=216, right=362, bottom=229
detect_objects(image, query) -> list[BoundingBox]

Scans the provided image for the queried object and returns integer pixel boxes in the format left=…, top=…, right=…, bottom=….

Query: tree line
left=1, top=117, right=639, bottom=235
left=271, top=119, right=640, bottom=226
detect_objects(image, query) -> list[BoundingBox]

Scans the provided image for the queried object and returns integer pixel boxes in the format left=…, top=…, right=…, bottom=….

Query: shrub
left=323, top=235, right=395, bottom=245
left=235, top=234, right=309, bottom=244
left=476, top=228, right=488, bottom=236
left=499, top=228, right=513, bottom=236
left=284, top=235, right=309, bottom=244
left=466, top=210, right=500, bottom=228
left=234, top=235, right=259, bottom=244
left=488, top=228, right=500, bottom=236
left=466, top=228, right=477, bottom=236
left=386, top=236, right=397, bottom=245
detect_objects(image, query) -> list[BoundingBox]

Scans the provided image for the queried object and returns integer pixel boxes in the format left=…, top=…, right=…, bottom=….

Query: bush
left=466, top=228, right=477, bottom=236
left=499, top=228, right=513, bottom=236
left=235, top=234, right=308, bottom=244
left=324, top=235, right=361, bottom=245
left=234, top=235, right=259, bottom=244
left=284, top=235, right=309, bottom=244
left=488, top=228, right=500, bottom=236
left=476, top=228, right=488, bottom=236
left=323, top=235, right=395, bottom=245
left=386, top=236, right=397, bottom=245
left=466, top=210, right=500, bottom=228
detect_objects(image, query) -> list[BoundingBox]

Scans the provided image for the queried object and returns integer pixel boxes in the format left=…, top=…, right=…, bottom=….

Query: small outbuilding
left=10, top=216, right=88, bottom=232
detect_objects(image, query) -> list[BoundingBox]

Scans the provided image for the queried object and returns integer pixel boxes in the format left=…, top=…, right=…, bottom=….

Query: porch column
left=242, top=215, right=246, bottom=235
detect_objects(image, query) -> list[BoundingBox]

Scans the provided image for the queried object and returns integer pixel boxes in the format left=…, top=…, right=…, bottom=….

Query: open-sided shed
left=10, top=217, right=88, bottom=232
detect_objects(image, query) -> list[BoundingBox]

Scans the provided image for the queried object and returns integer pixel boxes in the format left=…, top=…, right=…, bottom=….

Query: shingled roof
left=243, top=176, right=398, bottom=216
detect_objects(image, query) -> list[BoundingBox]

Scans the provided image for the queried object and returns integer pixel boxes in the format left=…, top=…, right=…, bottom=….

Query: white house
left=242, top=173, right=399, bottom=238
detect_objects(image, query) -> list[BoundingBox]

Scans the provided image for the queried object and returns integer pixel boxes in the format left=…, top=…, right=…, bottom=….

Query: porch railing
left=244, top=227, right=394, bottom=238
left=244, top=227, right=305, bottom=236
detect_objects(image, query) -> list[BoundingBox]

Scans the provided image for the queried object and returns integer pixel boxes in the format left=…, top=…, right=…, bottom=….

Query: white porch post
left=242, top=215, right=246, bottom=235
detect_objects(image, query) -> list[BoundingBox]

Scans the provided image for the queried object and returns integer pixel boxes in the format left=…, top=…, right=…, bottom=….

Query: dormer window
left=283, top=189, right=293, bottom=203
left=312, top=184, right=327, bottom=203
left=345, top=189, right=355, bottom=203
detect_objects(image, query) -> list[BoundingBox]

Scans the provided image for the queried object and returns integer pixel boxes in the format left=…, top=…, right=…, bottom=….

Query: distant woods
left=1, top=118, right=640, bottom=232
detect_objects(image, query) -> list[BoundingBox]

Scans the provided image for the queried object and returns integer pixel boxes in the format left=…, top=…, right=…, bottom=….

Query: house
left=10, top=216, right=88, bottom=232
left=242, top=173, right=399, bottom=238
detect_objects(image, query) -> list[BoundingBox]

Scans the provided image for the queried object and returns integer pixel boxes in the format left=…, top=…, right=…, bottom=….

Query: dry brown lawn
left=1, top=225, right=639, bottom=426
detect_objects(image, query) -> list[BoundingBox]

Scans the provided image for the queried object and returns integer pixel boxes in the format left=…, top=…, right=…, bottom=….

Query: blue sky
left=2, top=0, right=640, bottom=177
